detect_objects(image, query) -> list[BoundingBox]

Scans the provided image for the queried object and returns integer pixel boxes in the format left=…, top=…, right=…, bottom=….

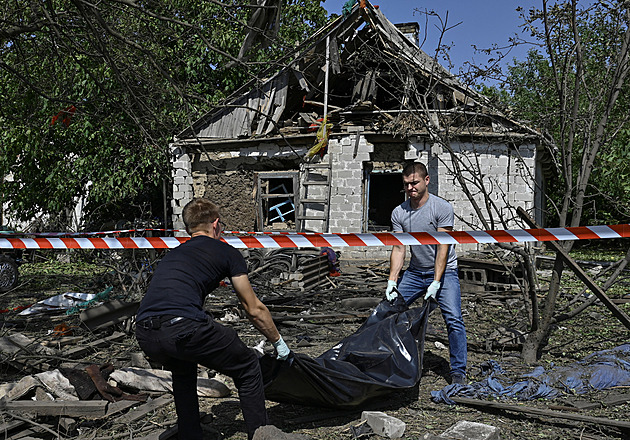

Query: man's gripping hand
left=424, top=280, right=441, bottom=301
left=385, top=280, right=398, bottom=301
left=272, top=336, right=290, bottom=361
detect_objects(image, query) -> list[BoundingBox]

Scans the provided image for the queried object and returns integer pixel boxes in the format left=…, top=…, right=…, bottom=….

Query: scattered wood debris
left=1, top=251, right=628, bottom=439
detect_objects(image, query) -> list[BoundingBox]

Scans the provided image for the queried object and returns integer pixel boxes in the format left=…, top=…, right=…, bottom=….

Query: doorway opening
left=366, top=172, right=404, bottom=231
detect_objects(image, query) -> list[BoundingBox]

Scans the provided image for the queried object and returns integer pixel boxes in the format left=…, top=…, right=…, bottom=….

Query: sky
left=321, top=0, right=541, bottom=77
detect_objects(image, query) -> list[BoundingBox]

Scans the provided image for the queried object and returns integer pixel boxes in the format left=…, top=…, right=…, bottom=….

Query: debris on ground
left=0, top=251, right=629, bottom=439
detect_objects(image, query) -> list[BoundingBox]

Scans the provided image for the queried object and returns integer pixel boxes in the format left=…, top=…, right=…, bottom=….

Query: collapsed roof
left=175, top=0, right=538, bottom=144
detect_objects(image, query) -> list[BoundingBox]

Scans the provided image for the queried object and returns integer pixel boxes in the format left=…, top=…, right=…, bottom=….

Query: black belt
left=137, top=315, right=185, bottom=330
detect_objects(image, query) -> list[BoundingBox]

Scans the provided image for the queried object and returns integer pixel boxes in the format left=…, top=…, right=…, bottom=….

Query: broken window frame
left=256, top=171, right=299, bottom=232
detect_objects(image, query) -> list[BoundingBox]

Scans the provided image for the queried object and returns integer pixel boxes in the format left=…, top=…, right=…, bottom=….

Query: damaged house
left=169, top=1, right=551, bottom=259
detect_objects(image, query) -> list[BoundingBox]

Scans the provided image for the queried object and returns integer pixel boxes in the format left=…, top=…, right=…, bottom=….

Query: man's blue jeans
left=397, top=267, right=467, bottom=376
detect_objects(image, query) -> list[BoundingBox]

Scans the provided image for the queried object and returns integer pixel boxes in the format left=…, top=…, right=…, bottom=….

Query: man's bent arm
left=389, top=244, right=406, bottom=282
left=232, top=274, right=281, bottom=343
left=434, top=226, right=452, bottom=281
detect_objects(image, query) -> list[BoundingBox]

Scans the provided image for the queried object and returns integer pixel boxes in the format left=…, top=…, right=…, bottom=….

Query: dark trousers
left=136, top=315, right=268, bottom=440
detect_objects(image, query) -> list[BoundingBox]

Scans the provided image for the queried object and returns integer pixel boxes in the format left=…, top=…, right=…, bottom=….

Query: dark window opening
left=367, top=172, right=405, bottom=231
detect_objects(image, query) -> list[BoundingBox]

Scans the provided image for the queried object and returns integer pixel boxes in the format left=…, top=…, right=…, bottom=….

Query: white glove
left=424, top=280, right=441, bottom=301
left=272, top=336, right=290, bottom=361
left=385, top=280, right=398, bottom=301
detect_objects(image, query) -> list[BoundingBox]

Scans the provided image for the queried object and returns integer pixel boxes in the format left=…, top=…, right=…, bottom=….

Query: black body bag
left=260, top=296, right=430, bottom=408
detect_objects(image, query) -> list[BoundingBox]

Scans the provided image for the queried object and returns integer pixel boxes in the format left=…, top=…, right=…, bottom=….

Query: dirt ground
left=1, top=250, right=630, bottom=439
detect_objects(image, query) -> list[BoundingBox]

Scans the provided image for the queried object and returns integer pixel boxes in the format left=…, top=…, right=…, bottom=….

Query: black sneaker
left=451, top=373, right=467, bottom=385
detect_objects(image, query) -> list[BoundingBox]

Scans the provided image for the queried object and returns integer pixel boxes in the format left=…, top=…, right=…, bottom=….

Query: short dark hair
left=182, top=198, right=220, bottom=233
left=402, top=162, right=428, bottom=178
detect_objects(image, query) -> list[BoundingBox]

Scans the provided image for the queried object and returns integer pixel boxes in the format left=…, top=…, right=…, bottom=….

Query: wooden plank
left=136, top=425, right=178, bottom=440
left=0, top=401, right=107, bottom=418
left=0, top=418, right=25, bottom=433
left=517, top=207, right=630, bottom=330
left=104, top=399, right=140, bottom=417
left=112, top=394, right=174, bottom=425
left=293, top=69, right=310, bottom=92
left=452, top=396, right=630, bottom=430
left=62, top=331, right=126, bottom=359
left=256, top=86, right=275, bottom=135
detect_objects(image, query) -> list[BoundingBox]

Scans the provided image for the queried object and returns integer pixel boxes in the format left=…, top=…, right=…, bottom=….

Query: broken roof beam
left=293, top=69, right=310, bottom=91
left=369, top=6, right=484, bottom=110
left=263, top=71, right=289, bottom=135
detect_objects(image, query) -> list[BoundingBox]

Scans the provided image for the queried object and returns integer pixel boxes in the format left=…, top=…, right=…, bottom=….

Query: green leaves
left=1, top=0, right=328, bottom=228
left=500, top=3, right=630, bottom=226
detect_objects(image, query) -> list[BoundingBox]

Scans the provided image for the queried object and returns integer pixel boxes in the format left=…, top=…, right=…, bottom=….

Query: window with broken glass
left=255, top=171, right=298, bottom=232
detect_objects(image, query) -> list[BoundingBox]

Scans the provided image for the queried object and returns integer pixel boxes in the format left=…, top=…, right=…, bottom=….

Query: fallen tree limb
left=517, top=207, right=630, bottom=331
left=452, top=397, right=630, bottom=430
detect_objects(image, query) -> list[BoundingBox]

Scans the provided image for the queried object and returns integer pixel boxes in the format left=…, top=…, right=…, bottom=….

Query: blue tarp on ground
left=431, top=343, right=630, bottom=405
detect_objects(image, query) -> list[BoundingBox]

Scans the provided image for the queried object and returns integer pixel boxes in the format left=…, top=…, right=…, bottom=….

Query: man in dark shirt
left=136, top=198, right=289, bottom=440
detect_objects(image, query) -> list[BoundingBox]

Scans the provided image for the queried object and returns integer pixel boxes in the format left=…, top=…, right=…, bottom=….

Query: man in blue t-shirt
left=385, top=162, right=467, bottom=385
left=136, top=198, right=290, bottom=440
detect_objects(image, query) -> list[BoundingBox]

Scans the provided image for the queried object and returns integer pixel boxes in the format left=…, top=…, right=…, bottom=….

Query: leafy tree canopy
left=495, top=1, right=630, bottom=226
left=0, top=0, right=328, bottom=228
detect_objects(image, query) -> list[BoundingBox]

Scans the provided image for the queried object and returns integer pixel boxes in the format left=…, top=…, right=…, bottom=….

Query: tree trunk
left=521, top=251, right=565, bottom=363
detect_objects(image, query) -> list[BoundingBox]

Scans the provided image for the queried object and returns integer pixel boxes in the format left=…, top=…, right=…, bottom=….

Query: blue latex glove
left=272, top=336, right=290, bottom=361
left=424, top=280, right=441, bottom=301
left=385, top=280, right=398, bottom=301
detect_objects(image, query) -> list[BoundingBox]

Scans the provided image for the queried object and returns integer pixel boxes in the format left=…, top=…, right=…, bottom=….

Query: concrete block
left=361, top=411, right=405, bottom=439
left=405, top=150, right=419, bottom=160
left=339, top=153, right=359, bottom=162
left=328, top=144, right=342, bottom=154
left=344, top=178, right=362, bottom=187
left=334, top=219, right=354, bottom=229
left=341, top=136, right=352, bottom=146
left=439, top=421, right=500, bottom=440
left=334, top=170, right=356, bottom=179
left=342, top=211, right=362, bottom=221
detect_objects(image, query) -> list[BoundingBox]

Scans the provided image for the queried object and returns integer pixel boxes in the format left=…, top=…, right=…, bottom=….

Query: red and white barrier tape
left=0, top=224, right=628, bottom=250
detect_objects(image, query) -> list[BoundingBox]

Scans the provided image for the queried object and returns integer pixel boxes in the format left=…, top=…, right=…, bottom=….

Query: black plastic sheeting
left=260, top=296, right=431, bottom=408
left=431, top=343, right=630, bottom=405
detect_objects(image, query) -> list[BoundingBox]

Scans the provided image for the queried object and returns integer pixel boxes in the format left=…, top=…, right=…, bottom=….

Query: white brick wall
left=437, top=141, right=537, bottom=232
left=170, top=144, right=193, bottom=236
left=324, top=135, right=372, bottom=233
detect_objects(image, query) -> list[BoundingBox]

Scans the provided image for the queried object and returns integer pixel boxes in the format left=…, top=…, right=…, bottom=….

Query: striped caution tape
left=0, top=224, right=628, bottom=250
